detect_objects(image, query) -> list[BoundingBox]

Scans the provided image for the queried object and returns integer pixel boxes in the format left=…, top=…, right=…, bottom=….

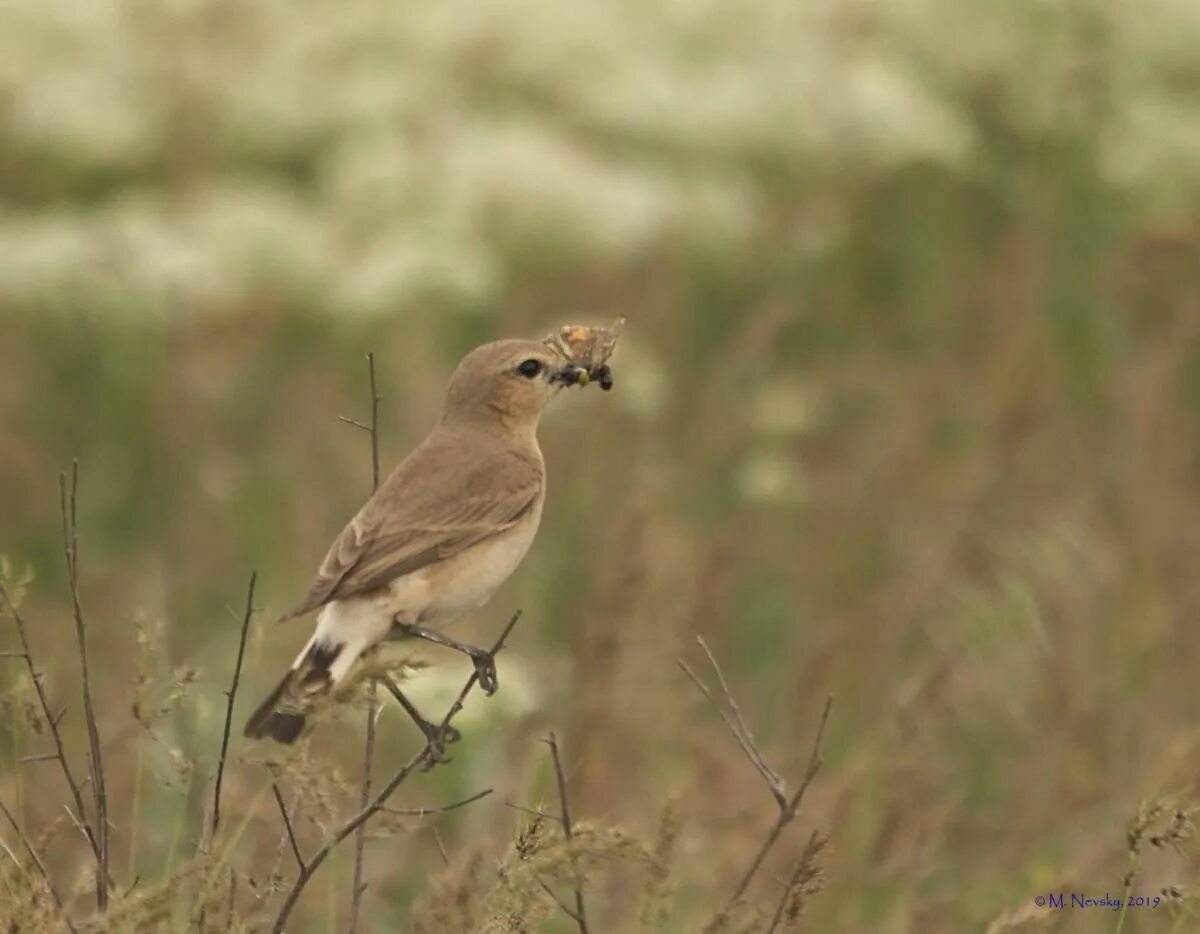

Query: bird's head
left=440, top=338, right=590, bottom=433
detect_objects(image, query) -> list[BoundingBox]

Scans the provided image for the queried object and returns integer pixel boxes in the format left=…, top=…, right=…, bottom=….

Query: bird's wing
left=279, top=440, right=542, bottom=621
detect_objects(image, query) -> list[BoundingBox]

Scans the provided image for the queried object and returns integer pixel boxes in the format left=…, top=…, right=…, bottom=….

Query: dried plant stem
left=0, top=795, right=76, bottom=933
left=337, top=351, right=383, bottom=493
left=681, top=638, right=833, bottom=927
left=272, top=784, right=306, bottom=873
left=380, top=789, right=493, bottom=819
left=765, top=830, right=824, bottom=934
left=724, top=696, right=831, bottom=913
left=544, top=732, right=590, bottom=933
left=211, top=572, right=258, bottom=838
left=0, top=573, right=102, bottom=896
left=345, top=350, right=382, bottom=934
left=349, top=679, right=377, bottom=934
left=687, top=635, right=786, bottom=807
left=59, top=463, right=109, bottom=911
left=269, top=610, right=521, bottom=934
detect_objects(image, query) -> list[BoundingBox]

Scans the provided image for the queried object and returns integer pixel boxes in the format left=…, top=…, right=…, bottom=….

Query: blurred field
left=3, top=0, right=1200, bottom=931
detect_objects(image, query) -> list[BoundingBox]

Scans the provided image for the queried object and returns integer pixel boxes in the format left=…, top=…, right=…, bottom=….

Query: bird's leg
left=390, top=620, right=499, bottom=696
left=379, top=676, right=460, bottom=766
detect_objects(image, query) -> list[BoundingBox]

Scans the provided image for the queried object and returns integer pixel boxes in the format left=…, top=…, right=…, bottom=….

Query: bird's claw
left=470, top=650, right=499, bottom=695
left=420, top=723, right=461, bottom=768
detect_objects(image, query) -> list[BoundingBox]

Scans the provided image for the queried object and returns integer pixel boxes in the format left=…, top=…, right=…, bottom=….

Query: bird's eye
left=516, top=359, right=543, bottom=378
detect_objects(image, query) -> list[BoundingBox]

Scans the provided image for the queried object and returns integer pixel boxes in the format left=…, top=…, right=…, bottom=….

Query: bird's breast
left=402, top=497, right=543, bottom=626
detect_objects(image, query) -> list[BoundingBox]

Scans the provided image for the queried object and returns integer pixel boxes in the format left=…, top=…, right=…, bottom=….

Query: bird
left=244, top=338, right=592, bottom=744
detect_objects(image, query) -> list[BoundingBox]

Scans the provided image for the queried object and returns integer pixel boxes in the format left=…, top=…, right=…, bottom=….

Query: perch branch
left=270, top=610, right=521, bottom=934
left=211, top=571, right=258, bottom=837
left=346, top=351, right=382, bottom=934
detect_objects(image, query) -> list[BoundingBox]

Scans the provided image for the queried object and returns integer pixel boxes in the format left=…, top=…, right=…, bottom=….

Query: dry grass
left=4, top=0, right=1200, bottom=930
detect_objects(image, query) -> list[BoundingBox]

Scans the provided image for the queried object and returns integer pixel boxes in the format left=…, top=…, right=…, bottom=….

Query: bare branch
left=431, top=827, right=450, bottom=867
left=272, top=784, right=306, bottom=873
left=679, top=639, right=786, bottom=809
left=0, top=795, right=76, bottom=932
left=60, top=462, right=109, bottom=911
left=18, top=753, right=58, bottom=764
left=212, top=571, right=258, bottom=837
left=349, top=680, right=378, bottom=934
left=503, top=802, right=564, bottom=825
left=765, top=830, right=826, bottom=934
left=718, top=695, right=833, bottom=922
left=366, top=352, right=381, bottom=493
left=381, top=789, right=493, bottom=819
left=544, top=732, right=590, bottom=934
left=270, top=610, right=520, bottom=934
left=348, top=351, right=382, bottom=934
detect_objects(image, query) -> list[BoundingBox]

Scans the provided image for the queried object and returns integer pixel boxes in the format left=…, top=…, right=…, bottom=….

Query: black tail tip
left=243, top=670, right=306, bottom=744
left=244, top=711, right=306, bottom=745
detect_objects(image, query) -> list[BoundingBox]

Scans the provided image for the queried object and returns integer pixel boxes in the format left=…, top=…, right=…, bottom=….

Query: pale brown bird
left=244, top=339, right=592, bottom=743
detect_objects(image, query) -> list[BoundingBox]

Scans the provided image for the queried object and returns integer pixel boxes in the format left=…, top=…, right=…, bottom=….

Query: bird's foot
left=390, top=621, right=499, bottom=695
left=467, top=648, right=499, bottom=695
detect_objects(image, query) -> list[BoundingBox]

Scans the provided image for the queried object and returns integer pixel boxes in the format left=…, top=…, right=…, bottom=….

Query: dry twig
left=544, top=732, right=590, bottom=933
left=0, top=499, right=105, bottom=907
left=344, top=351, right=382, bottom=934
left=0, top=795, right=76, bottom=932
left=765, top=830, right=826, bottom=933
left=211, top=572, right=258, bottom=837
left=269, top=610, right=521, bottom=934
left=60, top=462, right=110, bottom=911
left=679, top=636, right=833, bottom=927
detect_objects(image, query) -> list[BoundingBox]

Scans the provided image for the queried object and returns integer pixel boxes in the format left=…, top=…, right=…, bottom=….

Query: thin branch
left=503, top=802, right=564, bottom=824
left=765, top=830, right=825, bottom=934
left=537, top=876, right=584, bottom=923
left=679, top=644, right=786, bottom=809
left=211, top=572, right=258, bottom=837
left=348, top=680, right=377, bottom=934
left=544, top=732, right=590, bottom=934
left=272, top=784, right=305, bottom=873
left=0, top=650, right=29, bottom=658
left=348, top=351, right=382, bottom=934
left=270, top=610, right=520, bottom=934
left=431, top=827, right=450, bottom=867
left=0, top=576, right=102, bottom=875
left=0, top=795, right=76, bottom=933
left=366, top=352, right=381, bottom=493
left=18, top=753, right=58, bottom=764
left=224, top=869, right=238, bottom=933
left=381, top=789, right=493, bottom=818
left=338, top=349, right=382, bottom=494
left=60, top=462, right=109, bottom=911
left=720, top=696, right=833, bottom=919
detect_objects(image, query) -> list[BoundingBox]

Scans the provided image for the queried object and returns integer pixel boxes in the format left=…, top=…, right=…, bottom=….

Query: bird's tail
left=243, top=637, right=349, bottom=744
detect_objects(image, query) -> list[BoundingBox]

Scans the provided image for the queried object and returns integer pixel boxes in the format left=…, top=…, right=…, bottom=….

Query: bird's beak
left=554, top=363, right=590, bottom=387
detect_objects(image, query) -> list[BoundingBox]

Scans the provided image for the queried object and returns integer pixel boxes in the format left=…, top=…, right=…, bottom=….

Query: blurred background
left=2, top=0, right=1200, bottom=931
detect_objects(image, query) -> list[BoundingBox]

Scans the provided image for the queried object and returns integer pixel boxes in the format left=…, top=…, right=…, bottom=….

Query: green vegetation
left=2, top=0, right=1200, bottom=930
